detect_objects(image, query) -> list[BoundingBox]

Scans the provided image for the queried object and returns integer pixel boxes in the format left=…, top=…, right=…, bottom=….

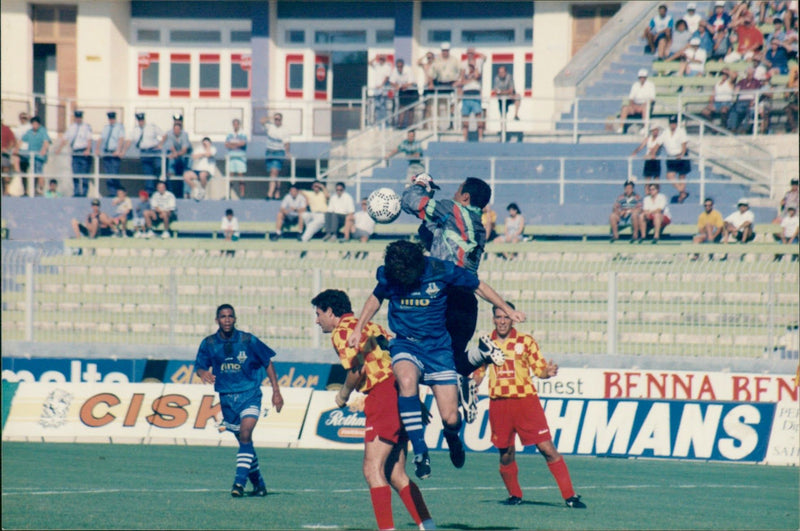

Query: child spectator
left=44, top=179, right=61, bottom=198
left=221, top=208, right=240, bottom=241
left=131, top=190, right=150, bottom=238
left=110, top=186, right=133, bottom=237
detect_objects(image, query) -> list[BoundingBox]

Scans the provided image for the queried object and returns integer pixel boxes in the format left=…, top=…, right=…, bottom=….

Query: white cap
left=737, top=198, right=749, bottom=206
left=690, top=37, right=701, bottom=45
left=715, top=1, right=725, bottom=6
left=637, top=69, right=649, bottom=77
left=687, top=2, right=697, bottom=10
left=440, top=42, right=451, bottom=50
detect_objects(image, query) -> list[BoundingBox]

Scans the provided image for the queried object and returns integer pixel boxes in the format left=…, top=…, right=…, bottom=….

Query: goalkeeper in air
left=348, top=240, right=525, bottom=479
left=401, top=172, right=507, bottom=424
left=312, top=289, right=435, bottom=531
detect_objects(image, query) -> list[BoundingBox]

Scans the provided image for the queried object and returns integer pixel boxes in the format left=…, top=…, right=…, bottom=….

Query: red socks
left=499, top=461, right=523, bottom=498
left=399, top=482, right=431, bottom=525
left=547, top=458, right=576, bottom=500
left=370, top=485, right=393, bottom=530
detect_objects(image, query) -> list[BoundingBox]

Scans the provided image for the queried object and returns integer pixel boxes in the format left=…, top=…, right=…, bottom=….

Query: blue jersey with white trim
left=194, top=328, right=276, bottom=393
left=373, top=256, right=479, bottom=342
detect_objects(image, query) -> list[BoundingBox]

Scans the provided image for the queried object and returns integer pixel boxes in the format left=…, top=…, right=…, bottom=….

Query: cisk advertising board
left=2, top=383, right=310, bottom=447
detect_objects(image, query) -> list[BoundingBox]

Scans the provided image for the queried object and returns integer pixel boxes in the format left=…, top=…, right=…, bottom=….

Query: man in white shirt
left=55, top=110, right=93, bottom=197
left=370, top=54, right=394, bottom=124
left=342, top=197, right=376, bottom=243
left=271, top=184, right=308, bottom=240
left=221, top=208, right=240, bottom=241
left=639, top=183, right=671, bottom=243
left=659, top=115, right=690, bottom=193
left=144, top=180, right=177, bottom=238
left=259, top=113, right=290, bottom=200
left=389, top=58, right=418, bottom=128
left=322, top=181, right=355, bottom=241
left=96, top=111, right=126, bottom=197
left=683, top=3, right=703, bottom=33
left=644, top=4, right=674, bottom=59
left=619, top=70, right=656, bottom=134
left=679, top=37, right=707, bottom=77
left=780, top=206, right=799, bottom=244
left=300, top=180, right=330, bottom=242
left=124, top=112, right=164, bottom=194
left=723, top=198, right=755, bottom=243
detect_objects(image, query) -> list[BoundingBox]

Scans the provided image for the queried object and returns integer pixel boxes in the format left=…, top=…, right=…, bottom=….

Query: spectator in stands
left=766, top=16, right=789, bottom=47
left=731, top=0, right=756, bottom=27
left=644, top=4, right=674, bottom=59
left=762, top=37, right=791, bottom=75
left=726, top=66, right=765, bottom=132
left=456, top=60, right=484, bottom=141
left=322, top=181, right=355, bottom=241
left=1, top=115, right=17, bottom=185
left=693, top=197, right=725, bottom=243
left=779, top=206, right=799, bottom=243
left=429, top=42, right=462, bottom=128
left=671, top=190, right=691, bottom=204
left=390, top=58, right=419, bottom=129
left=482, top=204, right=498, bottom=242
left=775, top=178, right=799, bottom=221
left=493, top=203, right=525, bottom=244
left=683, top=3, right=703, bottom=33
left=784, top=63, right=799, bottom=132
left=16, top=116, right=51, bottom=196
left=493, top=66, right=521, bottom=121
left=701, top=68, right=736, bottom=123
left=785, top=17, right=799, bottom=59
left=131, top=190, right=150, bottom=238
left=708, top=1, right=733, bottom=40
left=144, top=180, right=177, bottom=239
left=225, top=118, right=248, bottom=199
left=723, top=198, right=755, bottom=243
left=639, top=183, right=671, bottom=243
left=724, top=29, right=744, bottom=62
left=734, top=15, right=765, bottom=60
left=386, top=129, right=424, bottom=178
left=758, top=1, right=788, bottom=25
left=44, top=179, right=61, bottom=198
left=342, top=197, right=376, bottom=243
left=164, top=120, right=191, bottom=198
left=300, top=180, right=330, bottom=242
left=124, top=112, right=164, bottom=195
left=671, top=37, right=708, bottom=76
left=691, top=20, right=715, bottom=57
left=71, top=198, right=114, bottom=239
left=110, top=186, right=133, bottom=237
left=221, top=208, right=240, bottom=242
left=618, top=70, right=656, bottom=134
left=271, top=184, right=308, bottom=240
left=631, top=124, right=663, bottom=183
left=260, top=113, right=290, bottom=200
left=417, top=51, right=436, bottom=125
left=711, top=28, right=734, bottom=60
left=660, top=115, right=690, bottom=193
left=667, top=19, right=693, bottom=58
left=55, top=110, right=93, bottom=198
left=96, top=111, right=125, bottom=197
left=370, top=54, right=393, bottom=125
left=183, top=137, right=216, bottom=201
left=609, top=180, right=643, bottom=243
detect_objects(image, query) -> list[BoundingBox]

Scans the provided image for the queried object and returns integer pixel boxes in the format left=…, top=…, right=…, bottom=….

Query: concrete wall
left=76, top=1, right=130, bottom=103
left=531, top=2, right=573, bottom=131
left=1, top=0, right=33, bottom=96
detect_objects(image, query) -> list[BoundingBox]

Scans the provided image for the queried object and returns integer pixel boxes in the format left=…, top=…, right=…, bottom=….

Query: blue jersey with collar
left=373, top=256, right=480, bottom=342
left=194, top=328, right=276, bottom=394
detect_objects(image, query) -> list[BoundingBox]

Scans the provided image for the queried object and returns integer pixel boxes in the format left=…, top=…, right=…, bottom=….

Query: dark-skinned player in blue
left=348, top=240, right=525, bottom=479
left=195, top=304, right=284, bottom=497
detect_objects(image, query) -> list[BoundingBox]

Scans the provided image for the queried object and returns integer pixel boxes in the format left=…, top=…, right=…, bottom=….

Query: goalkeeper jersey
left=475, top=328, right=549, bottom=399
left=194, top=328, right=276, bottom=394
left=331, top=314, right=393, bottom=393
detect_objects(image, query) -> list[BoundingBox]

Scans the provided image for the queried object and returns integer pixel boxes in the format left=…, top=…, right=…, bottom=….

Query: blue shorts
left=390, top=337, right=458, bottom=387
left=219, top=386, right=263, bottom=433
left=619, top=215, right=632, bottom=229
left=228, top=157, right=247, bottom=174
left=265, top=150, right=285, bottom=172
left=461, top=98, right=482, bottom=116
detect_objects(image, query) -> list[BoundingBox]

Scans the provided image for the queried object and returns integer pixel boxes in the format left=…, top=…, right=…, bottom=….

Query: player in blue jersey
left=348, top=240, right=525, bottom=479
left=194, top=304, right=285, bottom=497
left=402, top=173, right=507, bottom=424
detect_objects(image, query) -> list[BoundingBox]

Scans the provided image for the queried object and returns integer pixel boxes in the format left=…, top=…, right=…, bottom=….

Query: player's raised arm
left=475, top=280, right=526, bottom=323
left=347, top=294, right=382, bottom=348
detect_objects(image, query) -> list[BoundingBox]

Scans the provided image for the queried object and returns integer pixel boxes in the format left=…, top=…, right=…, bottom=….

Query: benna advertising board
left=2, top=383, right=310, bottom=448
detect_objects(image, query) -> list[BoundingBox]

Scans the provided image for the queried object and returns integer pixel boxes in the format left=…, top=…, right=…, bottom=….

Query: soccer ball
left=366, top=188, right=401, bottom=224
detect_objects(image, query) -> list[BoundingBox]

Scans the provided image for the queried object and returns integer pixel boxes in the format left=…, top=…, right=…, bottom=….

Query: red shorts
left=363, top=375, right=405, bottom=444
left=489, top=395, right=551, bottom=449
left=645, top=212, right=671, bottom=227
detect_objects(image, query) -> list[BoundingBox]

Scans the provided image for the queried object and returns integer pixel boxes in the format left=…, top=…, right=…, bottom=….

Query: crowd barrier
left=3, top=366, right=797, bottom=466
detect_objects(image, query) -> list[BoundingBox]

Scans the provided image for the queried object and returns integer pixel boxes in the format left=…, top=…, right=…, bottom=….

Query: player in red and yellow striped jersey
left=312, top=289, right=434, bottom=531
left=474, top=302, right=587, bottom=509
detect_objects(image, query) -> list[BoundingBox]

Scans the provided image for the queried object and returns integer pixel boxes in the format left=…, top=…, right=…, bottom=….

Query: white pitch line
left=1, top=483, right=775, bottom=497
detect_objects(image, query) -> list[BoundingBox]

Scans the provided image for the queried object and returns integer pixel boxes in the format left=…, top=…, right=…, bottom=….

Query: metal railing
left=2, top=247, right=797, bottom=359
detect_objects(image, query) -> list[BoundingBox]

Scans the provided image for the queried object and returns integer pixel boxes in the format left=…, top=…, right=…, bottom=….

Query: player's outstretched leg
left=232, top=441, right=255, bottom=497
left=474, top=334, right=506, bottom=366
left=457, top=374, right=479, bottom=424
left=398, top=394, right=430, bottom=478
left=539, top=440, right=586, bottom=509
left=443, top=419, right=465, bottom=468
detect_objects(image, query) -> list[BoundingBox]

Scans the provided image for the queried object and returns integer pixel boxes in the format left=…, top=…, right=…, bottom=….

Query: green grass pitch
left=1, top=442, right=797, bottom=530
